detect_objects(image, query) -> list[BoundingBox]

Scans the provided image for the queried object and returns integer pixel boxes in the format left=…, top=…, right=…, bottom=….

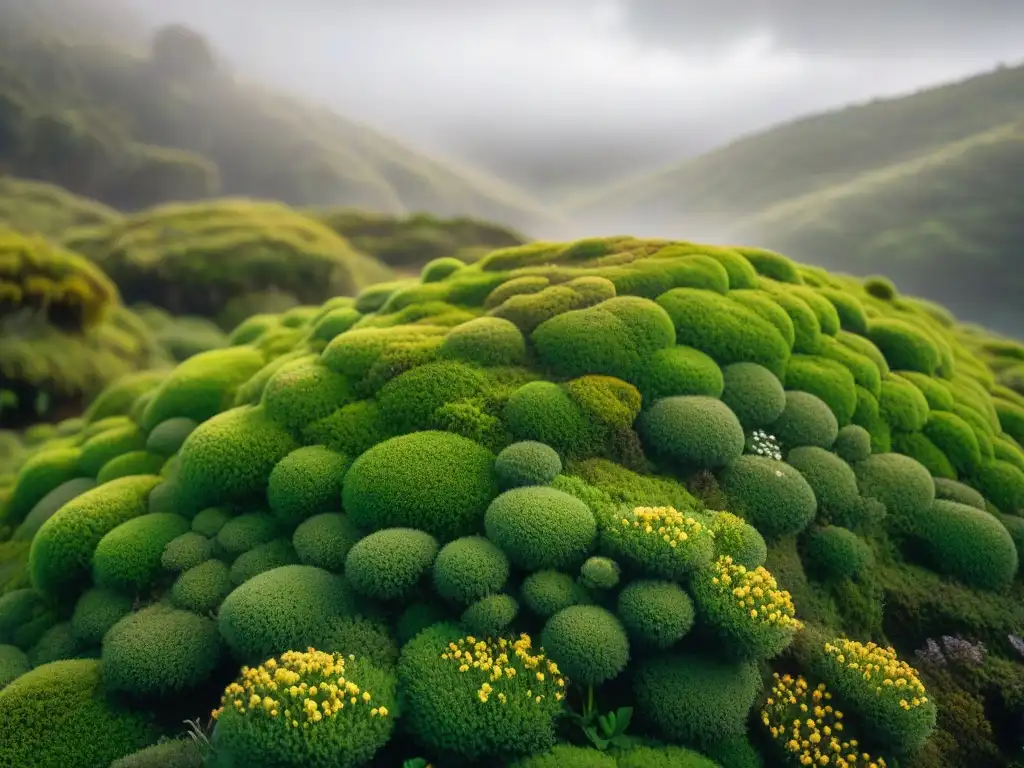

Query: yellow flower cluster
left=440, top=633, right=568, bottom=705
left=822, top=640, right=928, bottom=711
left=212, top=648, right=388, bottom=728
left=709, top=555, right=802, bottom=630
left=619, top=506, right=706, bottom=549
left=761, top=673, right=888, bottom=768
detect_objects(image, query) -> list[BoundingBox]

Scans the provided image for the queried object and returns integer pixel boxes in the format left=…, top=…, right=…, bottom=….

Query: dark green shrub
left=0, top=659, right=155, bottom=767
left=229, top=538, right=298, bottom=586
left=616, top=579, right=695, bottom=650
left=191, top=507, right=230, bottom=537
left=719, top=362, right=786, bottom=429
left=769, top=391, right=839, bottom=450
left=292, top=513, right=361, bottom=572
left=176, top=405, right=299, bottom=512
left=28, top=621, right=81, bottom=667
left=484, top=486, right=596, bottom=571
left=520, top=570, right=592, bottom=617
left=509, top=745, right=617, bottom=768
left=616, top=745, right=722, bottom=768
left=633, top=651, right=761, bottom=748
left=161, top=531, right=214, bottom=572
left=432, top=535, right=510, bottom=604
left=0, top=588, right=58, bottom=650
left=541, top=605, right=630, bottom=685
left=343, top=430, right=498, bottom=541
left=855, top=453, right=935, bottom=518
left=170, top=559, right=233, bottom=615
left=494, top=441, right=562, bottom=490
left=532, top=296, right=676, bottom=380
left=902, top=499, right=1018, bottom=590
left=217, top=564, right=355, bottom=663
left=504, top=381, right=604, bottom=458
left=718, top=455, right=817, bottom=538
left=579, top=556, right=620, bottom=590
left=397, top=623, right=566, bottom=761
left=266, top=445, right=350, bottom=526
left=638, top=395, right=745, bottom=469
left=0, top=644, right=29, bottom=689
left=215, top=512, right=280, bottom=559
left=832, top=424, right=871, bottom=463
left=93, top=513, right=190, bottom=593
left=29, top=475, right=162, bottom=599
left=345, top=527, right=439, bottom=601
left=70, top=588, right=132, bottom=646
left=438, top=317, right=526, bottom=367
left=783, top=354, right=858, bottom=426
left=656, top=288, right=790, bottom=377
left=461, top=593, right=519, bottom=636
left=804, top=525, right=873, bottom=580
left=633, top=345, right=724, bottom=402
left=102, top=604, right=223, bottom=698
left=144, top=417, right=198, bottom=457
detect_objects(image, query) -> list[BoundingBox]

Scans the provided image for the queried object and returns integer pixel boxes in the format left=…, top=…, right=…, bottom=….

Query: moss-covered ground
left=0, top=236, right=1022, bottom=768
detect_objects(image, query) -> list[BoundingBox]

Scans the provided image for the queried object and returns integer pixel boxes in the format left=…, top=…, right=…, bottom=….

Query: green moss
left=95, top=450, right=166, bottom=484
left=892, top=430, right=956, bottom=479
left=657, top=288, right=790, bottom=377
left=817, top=336, right=882, bottom=397
left=216, top=512, right=280, bottom=559
left=504, top=381, right=603, bottom=458
left=520, top=570, right=592, bottom=617
left=0, top=659, right=155, bottom=767
left=785, top=446, right=861, bottom=527
left=161, top=531, right=214, bottom=573
left=922, top=410, right=982, bottom=476
left=78, top=424, right=147, bottom=477
left=229, top=538, right=298, bottom=586
left=485, top=486, right=596, bottom=571
left=292, top=513, right=361, bottom=572
left=29, top=474, right=161, bottom=599
left=719, top=362, right=786, bottom=429
left=261, top=358, right=354, bottom=433
left=494, top=441, right=562, bottom=490
left=867, top=319, right=941, bottom=375
left=769, top=390, right=839, bottom=450
left=11, top=477, right=95, bottom=542
left=93, top=513, right=190, bottom=593
left=729, top=289, right=798, bottom=349
left=3, top=446, right=86, bottom=526
left=461, top=593, right=519, bottom=636
left=70, top=588, right=132, bottom=646
left=968, top=459, right=1024, bottom=514
left=266, top=445, right=350, bottom=527
left=855, top=453, right=935, bottom=518
left=617, top=579, right=695, bottom=650
left=833, top=425, right=872, bottom=463
left=110, top=739, right=203, bottom=768
left=718, top=455, right=817, bottom=538
left=432, top=535, right=509, bottom=605
left=541, top=604, right=629, bottom=685
left=438, top=316, right=526, bottom=367
left=102, top=604, right=222, bottom=698
left=803, top=525, right=873, bottom=580
left=345, top=527, right=439, bottom=601
left=783, top=354, right=858, bottom=426
left=169, top=559, right=233, bottom=615
left=639, top=396, right=745, bottom=470
left=879, top=374, right=931, bottom=431
left=343, top=430, right=498, bottom=541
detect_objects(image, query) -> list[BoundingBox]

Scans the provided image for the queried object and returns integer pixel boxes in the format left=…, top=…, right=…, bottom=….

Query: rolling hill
left=564, top=63, right=1024, bottom=330
left=0, top=1, right=564, bottom=236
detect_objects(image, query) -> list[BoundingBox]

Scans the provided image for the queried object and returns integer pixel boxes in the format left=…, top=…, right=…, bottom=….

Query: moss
left=101, top=604, right=223, bottom=698
left=867, top=319, right=941, bottom=375
left=833, top=424, right=872, bottom=463
left=785, top=446, right=861, bottom=526
left=0, top=659, right=155, bottom=767
left=879, top=374, right=931, bottom=432
left=345, top=527, right=439, bottom=601
left=520, top=570, right=592, bottom=617
left=729, top=289, right=798, bottom=349
left=855, top=452, right=935, bottom=519
left=3, top=446, right=86, bottom=526
left=639, top=395, right=745, bottom=470
left=462, top=593, right=519, bottom=636
left=509, top=745, right=617, bottom=768
left=718, top=455, right=817, bottom=539
left=11, top=476, right=96, bottom=542
left=261, top=358, right=354, bottom=433
left=93, top=513, right=190, bottom=593
left=438, top=316, right=527, bottom=368
left=494, top=441, right=562, bottom=490
left=266, top=445, right=350, bottom=527
left=95, top=450, right=166, bottom=484
left=803, top=525, right=873, bottom=580
left=633, top=345, right=725, bottom=403
left=29, top=474, right=161, bottom=599
left=504, top=381, right=603, bottom=458
left=432, top=535, right=509, bottom=605
left=616, top=579, right=695, bottom=650
left=657, top=288, right=790, bottom=377
left=228, top=538, right=298, bottom=586
left=633, top=651, right=761, bottom=749
left=769, top=390, right=839, bottom=450
left=78, top=424, right=147, bottom=477
left=922, top=410, right=982, bottom=476
left=160, top=531, right=214, bottom=573
left=484, top=486, right=596, bottom=571
left=817, top=335, right=882, bottom=397
left=292, top=512, right=361, bottom=572
left=783, top=354, right=858, bottom=426
left=70, top=587, right=132, bottom=646
left=579, top=556, right=620, bottom=590
left=169, top=559, right=233, bottom=615
left=176, top=405, right=298, bottom=513
left=541, top=605, right=629, bottom=685
left=968, top=459, right=1024, bottom=514
left=110, top=739, right=203, bottom=768
left=343, top=430, right=498, bottom=541
left=215, top=512, right=280, bottom=559
left=217, top=564, right=354, bottom=663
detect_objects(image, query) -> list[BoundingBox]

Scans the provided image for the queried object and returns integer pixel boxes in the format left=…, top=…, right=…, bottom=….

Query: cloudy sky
left=124, top=0, right=1024, bottom=194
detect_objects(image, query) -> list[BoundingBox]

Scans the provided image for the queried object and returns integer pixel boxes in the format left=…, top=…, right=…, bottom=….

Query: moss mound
left=4, top=234, right=1024, bottom=766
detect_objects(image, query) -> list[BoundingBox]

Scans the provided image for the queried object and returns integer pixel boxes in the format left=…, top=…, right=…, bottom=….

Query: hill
left=0, top=176, right=120, bottom=239
left=0, top=4, right=562, bottom=235
left=0, top=235, right=1022, bottom=767
left=564, top=64, right=1024, bottom=328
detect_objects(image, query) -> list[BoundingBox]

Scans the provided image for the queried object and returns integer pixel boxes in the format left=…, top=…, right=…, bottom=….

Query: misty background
left=120, top=0, right=1024, bottom=199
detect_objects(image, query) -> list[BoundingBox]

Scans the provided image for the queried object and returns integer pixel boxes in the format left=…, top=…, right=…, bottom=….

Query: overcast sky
left=123, top=0, right=1024, bottom=193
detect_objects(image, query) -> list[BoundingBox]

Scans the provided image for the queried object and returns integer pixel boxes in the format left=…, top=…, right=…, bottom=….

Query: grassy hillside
left=0, top=235, right=1022, bottom=767
left=0, top=176, right=121, bottom=239
left=0, top=5, right=562, bottom=235
left=565, top=65, right=1024, bottom=329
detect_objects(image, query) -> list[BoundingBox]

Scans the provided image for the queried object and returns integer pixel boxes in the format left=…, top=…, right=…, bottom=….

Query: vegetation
left=566, top=64, right=1024, bottom=331
left=0, top=3, right=561, bottom=234
left=0, top=235, right=1021, bottom=767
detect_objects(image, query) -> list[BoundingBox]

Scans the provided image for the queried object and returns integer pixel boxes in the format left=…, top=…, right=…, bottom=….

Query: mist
left=115, top=0, right=1024, bottom=203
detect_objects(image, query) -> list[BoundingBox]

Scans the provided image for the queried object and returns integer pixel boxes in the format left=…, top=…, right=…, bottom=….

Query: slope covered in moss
left=0, top=6, right=561, bottom=234
left=0, top=177, right=121, bottom=239
left=0, top=236, right=1022, bottom=767
left=64, top=199, right=396, bottom=328
left=0, top=229, right=170, bottom=429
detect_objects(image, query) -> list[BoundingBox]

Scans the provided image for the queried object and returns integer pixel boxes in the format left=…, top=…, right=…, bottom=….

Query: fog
left=122, top=0, right=1024, bottom=197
